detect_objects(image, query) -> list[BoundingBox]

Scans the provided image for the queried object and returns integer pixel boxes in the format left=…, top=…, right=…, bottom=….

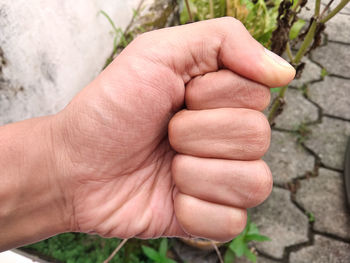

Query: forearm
left=0, top=116, right=72, bottom=251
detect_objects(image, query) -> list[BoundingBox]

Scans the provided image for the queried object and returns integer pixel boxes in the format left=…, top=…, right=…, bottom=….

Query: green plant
left=181, top=0, right=349, bottom=125
left=100, top=10, right=134, bottom=68
left=267, top=0, right=349, bottom=124
left=307, top=212, right=315, bottom=222
left=223, top=216, right=271, bottom=263
left=22, top=234, right=177, bottom=263
left=271, top=87, right=282, bottom=93
left=294, top=122, right=312, bottom=145
left=180, top=0, right=281, bottom=47
left=141, top=238, right=176, bottom=263
left=321, top=67, right=328, bottom=78
left=23, top=233, right=125, bottom=263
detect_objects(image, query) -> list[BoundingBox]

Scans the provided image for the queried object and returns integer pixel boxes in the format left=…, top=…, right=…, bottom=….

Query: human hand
left=52, top=18, right=295, bottom=241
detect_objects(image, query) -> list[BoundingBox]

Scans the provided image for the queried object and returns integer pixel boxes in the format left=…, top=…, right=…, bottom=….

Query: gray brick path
left=289, top=235, right=350, bottom=263
left=250, top=4, right=350, bottom=261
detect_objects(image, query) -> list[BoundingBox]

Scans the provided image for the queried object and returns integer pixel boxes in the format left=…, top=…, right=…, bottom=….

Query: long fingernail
left=264, top=48, right=294, bottom=69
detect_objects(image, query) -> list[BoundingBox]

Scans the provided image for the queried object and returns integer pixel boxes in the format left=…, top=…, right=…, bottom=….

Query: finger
left=172, top=155, right=272, bottom=208
left=129, top=17, right=295, bottom=87
left=168, top=108, right=270, bottom=160
left=174, top=192, right=247, bottom=242
left=185, top=69, right=271, bottom=111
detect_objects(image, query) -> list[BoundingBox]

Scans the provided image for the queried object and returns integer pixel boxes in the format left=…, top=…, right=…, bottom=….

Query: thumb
left=219, top=19, right=295, bottom=88
left=131, top=17, right=295, bottom=88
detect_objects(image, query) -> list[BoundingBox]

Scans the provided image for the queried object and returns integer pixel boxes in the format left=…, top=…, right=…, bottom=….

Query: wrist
left=0, top=116, right=73, bottom=250
left=45, top=114, right=76, bottom=232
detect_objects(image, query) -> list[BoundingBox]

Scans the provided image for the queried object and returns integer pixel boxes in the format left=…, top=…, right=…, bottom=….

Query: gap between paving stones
left=265, top=79, right=349, bottom=260
left=270, top=128, right=321, bottom=177
left=328, top=74, right=350, bottom=80
left=256, top=12, right=350, bottom=260
left=313, top=230, right=350, bottom=244
left=328, top=40, right=350, bottom=46
left=323, top=114, right=350, bottom=122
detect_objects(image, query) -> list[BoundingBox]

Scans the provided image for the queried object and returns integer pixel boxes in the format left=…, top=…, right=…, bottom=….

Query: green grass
left=22, top=233, right=166, bottom=263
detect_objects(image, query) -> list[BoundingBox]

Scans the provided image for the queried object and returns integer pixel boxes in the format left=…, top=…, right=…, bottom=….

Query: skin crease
left=46, top=17, right=296, bottom=242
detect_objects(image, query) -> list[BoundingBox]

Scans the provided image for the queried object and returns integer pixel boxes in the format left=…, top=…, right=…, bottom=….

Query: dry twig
left=103, top=238, right=129, bottom=263
left=210, top=240, right=224, bottom=263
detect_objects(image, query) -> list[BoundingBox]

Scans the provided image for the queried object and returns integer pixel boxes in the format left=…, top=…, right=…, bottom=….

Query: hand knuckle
left=252, top=112, right=271, bottom=155
left=247, top=161, right=273, bottom=207
left=227, top=209, right=247, bottom=237
left=171, top=155, right=186, bottom=186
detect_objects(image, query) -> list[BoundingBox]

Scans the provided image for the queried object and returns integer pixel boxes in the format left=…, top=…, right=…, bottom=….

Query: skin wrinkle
left=173, top=155, right=272, bottom=209
left=143, top=150, right=173, bottom=237
left=175, top=193, right=247, bottom=241
left=169, top=109, right=270, bottom=160
left=74, top=138, right=175, bottom=238
left=0, top=18, right=298, bottom=251
left=185, top=69, right=271, bottom=111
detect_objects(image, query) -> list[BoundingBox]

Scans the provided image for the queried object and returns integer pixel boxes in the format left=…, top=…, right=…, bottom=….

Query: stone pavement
left=250, top=5, right=350, bottom=262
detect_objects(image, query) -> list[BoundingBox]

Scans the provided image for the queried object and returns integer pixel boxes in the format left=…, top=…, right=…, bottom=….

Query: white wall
left=0, top=0, right=141, bottom=125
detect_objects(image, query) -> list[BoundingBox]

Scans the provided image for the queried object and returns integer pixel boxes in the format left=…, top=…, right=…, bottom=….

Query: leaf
left=141, top=245, right=161, bottom=261
left=289, top=19, right=306, bottom=40
left=244, top=247, right=257, bottom=263
left=164, top=258, right=177, bottom=263
left=159, top=238, right=168, bottom=256
left=229, top=235, right=246, bottom=257
left=307, top=212, right=315, bottom=222
left=245, top=234, right=271, bottom=242
left=224, top=248, right=236, bottom=263
left=247, top=222, right=260, bottom=235
left=100, top=10, right=118, bottom=34
left=321, top=68, right=328, bottom=78
left=271, top=87, right=282, bottom=93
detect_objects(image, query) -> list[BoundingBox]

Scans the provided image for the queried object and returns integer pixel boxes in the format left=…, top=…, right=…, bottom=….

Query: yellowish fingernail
left=264, top=48, right=294, bottom=69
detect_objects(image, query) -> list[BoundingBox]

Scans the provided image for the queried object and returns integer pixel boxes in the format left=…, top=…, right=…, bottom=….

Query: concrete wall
left=0, top=0, right=141, bottom=125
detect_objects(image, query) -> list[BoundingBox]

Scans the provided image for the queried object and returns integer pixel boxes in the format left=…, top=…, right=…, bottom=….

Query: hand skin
left=0, top=17, right=295, bottom=251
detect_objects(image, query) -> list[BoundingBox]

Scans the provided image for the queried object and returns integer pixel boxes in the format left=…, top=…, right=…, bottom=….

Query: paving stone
left=295, top=168, right=350, bottom=239
left=308, top=76, right=350, bottom=119
left=274, top=88, right=319, bottom=130
left=251, top=188, right=309, bottom=259
left=304, top=117, right=350, bottom=170
left=289, top=235, right=350, bottom=263
left=312, top=42, right=350, bottom=78
left=325, top=13, right=350, bottom=43
left=299, top=0, right=316, bottom=20
left=263, top=131, right=315, bottom=185
left=290, top=58, right=322, bottom=87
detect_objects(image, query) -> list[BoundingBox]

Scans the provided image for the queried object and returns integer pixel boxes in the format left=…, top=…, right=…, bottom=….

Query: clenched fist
left=0, top=17, right=295, bottom=251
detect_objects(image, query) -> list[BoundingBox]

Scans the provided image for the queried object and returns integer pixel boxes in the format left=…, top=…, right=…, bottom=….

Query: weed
left=22, top=234, right=175, bottom=263
left=294, top=122, right=312, bottom=145
left=223, top=216, right=271, bottom=263
left=100, top=10, right=134, bottom=68
left=271, top=87, right=282, bottom=93
left=307, top=212, right=315, bottom=222
left=142, top=238, right=176, bottom=263
left=180, top=0, right=281, bottom=47
left=267, top=0, right=349, bottom=123
left=321, top=67, right=328, bottom=79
